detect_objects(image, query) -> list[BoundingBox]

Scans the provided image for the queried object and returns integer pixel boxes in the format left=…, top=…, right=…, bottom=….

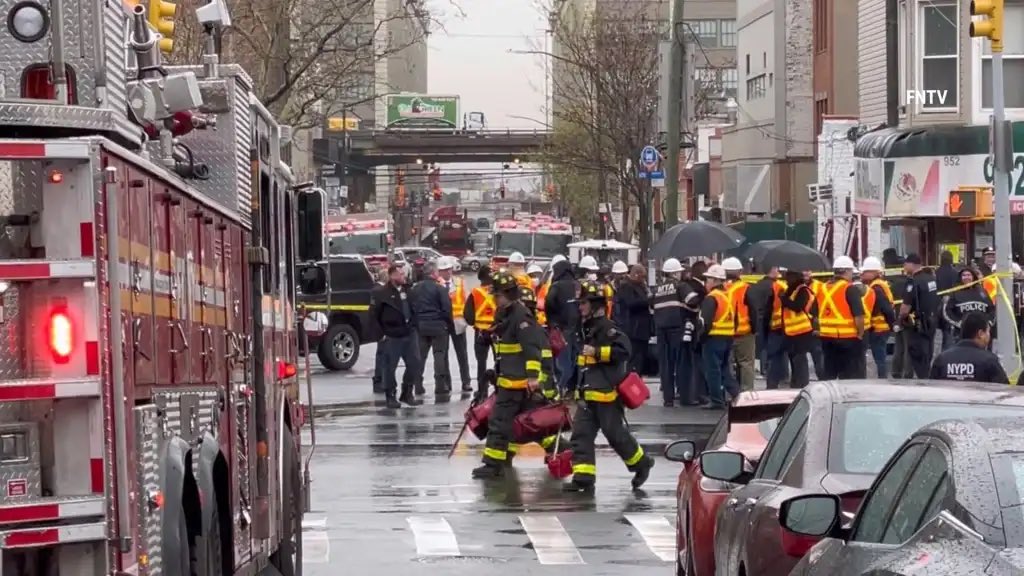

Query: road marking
left=625, top=514, right=676, bottom=562
left=302, top=527, right=330, bottom=564
left=392, top=484, right=476, bottom=489
left=407, top=516, right=461, bottom=556
left=302, top=516, right=327, bottom=529
left=519, top=515, right=584, bottom=565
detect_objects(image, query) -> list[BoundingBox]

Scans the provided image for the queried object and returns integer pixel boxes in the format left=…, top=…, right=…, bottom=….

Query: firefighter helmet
left=492, top=271, right=520, bottom=297
left=519, top=285, right=537, bottom=309
left=579, top=280, right=608, bottom=304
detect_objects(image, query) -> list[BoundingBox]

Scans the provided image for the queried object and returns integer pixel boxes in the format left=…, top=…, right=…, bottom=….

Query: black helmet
left=519, top=285, right=537, bottom=309
left=478, top=265, right=493, bottom=283
left=579, top=280, right=608, bottom=304
left=492, top=271, right=520, bottom=298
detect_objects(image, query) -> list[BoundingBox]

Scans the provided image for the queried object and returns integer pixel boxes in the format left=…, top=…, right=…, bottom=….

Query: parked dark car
left=780, top=415, right=1024, bottom=576
left=701, top=380, right=1024, bottom=576
left=296, top=255, right=379, bottom=370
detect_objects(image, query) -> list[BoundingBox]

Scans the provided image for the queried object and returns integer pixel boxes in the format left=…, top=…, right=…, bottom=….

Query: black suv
left=296, top=255, right=380, bottom=371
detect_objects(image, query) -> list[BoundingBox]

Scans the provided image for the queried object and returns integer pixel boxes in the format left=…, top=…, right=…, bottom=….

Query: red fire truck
left=427, top=206, right=472, bottom=257
left=0, top=0, right=313, bottom=575
left=491, top=214, right=574, bottom=268
left=325, top=213, right=392, bottom=269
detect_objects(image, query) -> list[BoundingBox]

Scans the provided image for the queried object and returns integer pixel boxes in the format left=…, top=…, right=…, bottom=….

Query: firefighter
left=899, top=253, right=939, bottom=378
left=699, top=265, right=737, bottom=409
left=817, top=255, right=867, bottom=379
left=564, top=280, right=654, bottom=492
left=473, top=272, right=543, bottom=479
left=779, top=269, right=817, bottom=388
left=527, top=263, right=544, bottom=289
left=411, top=260, right=455, bottom=398
left=519, top=286, right=557, bottom=399
left=861, top=257, right=896, bottom=378
left=651, top=258, right=699, bottom=406
left=930, top=311, right=1009, bottom=384
left=508, top=251, right=533, bottom=291
left=440, top=256, right=473, bottom=393
left=723, top=257, right=756, bottom=391
left=464, top=265, right=497, bottom=400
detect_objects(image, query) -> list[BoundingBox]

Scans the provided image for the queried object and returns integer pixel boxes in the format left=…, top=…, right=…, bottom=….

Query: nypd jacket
left=929, top=340, right=1008, bottom=384
left=578, top=315, right=631, bottom=397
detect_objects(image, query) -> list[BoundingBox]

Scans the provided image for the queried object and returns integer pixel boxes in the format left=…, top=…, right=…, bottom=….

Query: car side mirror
left=779, top=494, right=841, bottom=538
left=298, top=265, right=328, bottom=295
left=699, top=451, right=748, bottom=483
left=664, top=440, right=697, bottom=463
left=297, top=188, right=326, bottom=262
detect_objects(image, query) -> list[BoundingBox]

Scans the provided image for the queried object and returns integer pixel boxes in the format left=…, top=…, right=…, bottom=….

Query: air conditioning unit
left=808, top=183, right=834, bottom=203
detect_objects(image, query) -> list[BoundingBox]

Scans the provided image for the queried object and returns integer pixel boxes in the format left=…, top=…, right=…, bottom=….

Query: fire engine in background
left=0, top=0, right=315, bottom=574
left=491, top=214, right=574, bottom=269
left=427, top=206, right=473, bottom=257
left=325, top=212, right=392, bottom=269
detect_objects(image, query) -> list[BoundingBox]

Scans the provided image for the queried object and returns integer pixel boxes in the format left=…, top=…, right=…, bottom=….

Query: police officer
left=899, top=253, right=939, bottom=378
left=817, top=256, right=866, bottom=379
left=942, top=267, right=995, bottom=343
left=473, top=272, right=543, bottom=479
left=410, top=261, right=455, bottom=398
left=564, top=280, right=654, bottom=492
left=651, top=258, right=699, bottom=406
left=929, top=311, right=1009, bottom=384
left=464, top=265, right=497, bottom=400
left=861, top=257, right=896, bottom=378
left=699, top=265, right=737, bottom=409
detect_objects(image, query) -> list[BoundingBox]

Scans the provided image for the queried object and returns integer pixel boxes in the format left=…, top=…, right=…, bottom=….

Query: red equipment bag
left=465, top=395, right=495, bottom=440
left=513, top=402, right=572, bottom=441
left=545, top=449, right=573, bottom=479
left=548, top=327, right=567, bottom=357
left=617, top=372, right=650, bottom=409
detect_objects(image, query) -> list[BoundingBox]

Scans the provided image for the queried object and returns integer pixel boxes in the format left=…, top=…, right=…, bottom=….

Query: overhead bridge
left=313, top=129, right=551, bottom=167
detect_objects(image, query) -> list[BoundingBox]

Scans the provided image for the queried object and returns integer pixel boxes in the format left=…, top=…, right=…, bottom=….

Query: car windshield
left=328, top=233, right=385, bottom=256
left=534, top=234, right=572, bottom=259
left=494, top=232, right=532, bottom=255
left=833, top=403, right=1024, bottom=474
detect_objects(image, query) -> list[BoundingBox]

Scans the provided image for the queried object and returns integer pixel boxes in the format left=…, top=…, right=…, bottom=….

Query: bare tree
left=168, top=0, right=444, bottom=129
left=538, top=1, right=726, bottom=252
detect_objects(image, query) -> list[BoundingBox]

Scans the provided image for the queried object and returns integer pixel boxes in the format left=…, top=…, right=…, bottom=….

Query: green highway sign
left=385, top=95, right=460, bottom=129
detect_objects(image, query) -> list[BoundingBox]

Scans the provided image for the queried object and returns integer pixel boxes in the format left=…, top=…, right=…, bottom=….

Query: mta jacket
left=410, top=277, right=454, bottom=335
left=578, top=315, right=631, bottom=397
left=929, top=340, right=1009, bottom=384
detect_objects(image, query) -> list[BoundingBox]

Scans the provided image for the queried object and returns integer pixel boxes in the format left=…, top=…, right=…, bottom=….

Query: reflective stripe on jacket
left=817, top=280, right=858, bottom=339
left=470, top=287, right=496, bottom=330
left=708, top=290, right=735, bottom=337
left=862, top=279, right=894, bottom=333
left=727, top=280, right=752, bottom=336
left=783, top=285, right=814, bottom=336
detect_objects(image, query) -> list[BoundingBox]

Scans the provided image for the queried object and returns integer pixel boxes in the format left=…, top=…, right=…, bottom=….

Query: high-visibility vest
left=470, top=286, right=496, bottom=330
left=861, top=278, right=894, bottom=333
left=983, top=276, right=999, bottom=302
left=809, top=279, right=825, bottom=299
left=535, top=280, right=552, bottom=326
left=782, top=285, right=814, bottom=336
left=769, top=280, right=788, bottom=331
left=817, top=279, right=858, bottom=339
left=604, top=284, right=615, bottom=319
left=447, top=277, right=466, bottom=318
left=514, top=272, right=533, bottom=292
left=727, top=280, right=752, bottom=336
left=707, top=289, right=735, bottom=337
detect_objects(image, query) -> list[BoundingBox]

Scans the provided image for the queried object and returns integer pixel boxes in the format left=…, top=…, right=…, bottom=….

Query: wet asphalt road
left=298, top=286, right=720, bottom=575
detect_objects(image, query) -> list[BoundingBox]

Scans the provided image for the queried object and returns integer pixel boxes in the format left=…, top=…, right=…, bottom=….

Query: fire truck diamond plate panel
left=134, top=404, right=164, bottom=575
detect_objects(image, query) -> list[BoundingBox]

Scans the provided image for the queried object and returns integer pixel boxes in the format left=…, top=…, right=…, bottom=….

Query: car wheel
left=317, top=323, right=360, bottom=371
left=470, top=260, right=480, bottom=272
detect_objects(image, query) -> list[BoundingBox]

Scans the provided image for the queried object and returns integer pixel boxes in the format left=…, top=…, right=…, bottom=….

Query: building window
left=981, top=2, right=1024, bottom=108
left=814, top=98, right=829, bottom=137
left=746, top=54, right=750, bottom=74
left=746, top=73, right=767, bottom=100
left=696, top=67, right=738, bottom=99
left=814, top=0, right=829, bottom=53
left=721, top=68, right=738, bottom=97
left=917, top=2, right=958, bottom=111
left=720, top=20, right=736, bottom=47
left=686, top=19, right=719, bottom=48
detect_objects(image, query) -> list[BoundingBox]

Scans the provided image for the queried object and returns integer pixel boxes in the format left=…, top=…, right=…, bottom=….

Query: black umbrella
left=651, top=221, right=746, bottom=259
left=745, top=240, right=829, bottom=272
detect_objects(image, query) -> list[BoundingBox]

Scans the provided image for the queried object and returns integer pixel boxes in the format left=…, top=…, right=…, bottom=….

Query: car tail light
left=21, top=63, right=78, bottom=103
left=277, top=360, right=297, bottom=379
left=780, top=526, right=820, bottom=557
left=48, top=307, right=74, bottom=363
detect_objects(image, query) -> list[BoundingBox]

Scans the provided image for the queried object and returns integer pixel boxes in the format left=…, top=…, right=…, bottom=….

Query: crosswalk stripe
left=408, top=516, right=461, bottom=556
left=519, top=515, right=585, bottom=565
left=625, top=514, right=676, bottom=562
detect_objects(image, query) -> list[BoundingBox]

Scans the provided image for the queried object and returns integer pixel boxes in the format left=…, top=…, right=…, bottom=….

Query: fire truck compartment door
left=160, top=435, right=191, bottom=575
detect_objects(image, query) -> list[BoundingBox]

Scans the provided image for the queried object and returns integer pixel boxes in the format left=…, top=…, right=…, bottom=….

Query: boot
left=461, top=381, right=473, bottom=392
left=414, top=384, right=426, bottom=396
left=631, top=456, right=655, bottom=490
left=562, top=478, right=595, bottom=493
left=399, top=389, right=422, bottom=406
left=471, top=463, right=504, bottom=479
left=384, top=395, right=401, bottom=409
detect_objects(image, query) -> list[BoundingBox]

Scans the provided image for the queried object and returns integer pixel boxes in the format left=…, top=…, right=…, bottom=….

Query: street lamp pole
left=664, top=0, right=685, bottom=227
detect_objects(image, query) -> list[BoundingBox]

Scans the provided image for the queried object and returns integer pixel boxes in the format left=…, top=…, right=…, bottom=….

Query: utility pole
left=664, top=0, right=685, bottom=227
left=970, top=0, right=1014, bottom=368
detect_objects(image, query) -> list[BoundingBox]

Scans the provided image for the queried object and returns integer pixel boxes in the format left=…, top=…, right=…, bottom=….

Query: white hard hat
left=833, top=255, right=855, bottom=269
left=705, top=264, right=728, bottom=280
left=551, top=254, right=568, bottom=265
left=662, top=258, right=683, bottom=273
left=1014, top=262, right=1022, bottom=275
left=861, top=256, right=883, bottom=272
left=527, top=264, right=543, bottom=275
left=508, top=251, right=526, bottom=264
left=722, top=257, right=743, bottom=272
left=437, top=256, right=453, bottom=270
left=611, top=260, right=628, bottom=274
left=579, top=255, right=599, bottom=271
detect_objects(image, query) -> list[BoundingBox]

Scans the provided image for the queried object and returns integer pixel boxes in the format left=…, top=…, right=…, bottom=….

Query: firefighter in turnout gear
left=473, top=272, right=543, bottom=479
left=464, top=265, right=497, bottom=400
left=518, top=285, right=572, bottom=456
left=564, top=281, right=654, bottom=493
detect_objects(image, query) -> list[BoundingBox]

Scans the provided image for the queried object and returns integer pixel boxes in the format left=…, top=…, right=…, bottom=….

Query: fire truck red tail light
left=21, top=63, right=78, bottom=104
left=277, top=361, right=297, bottom=380
left=48, top=308, right=74, bottom=363
left=47, top=169, right=63, bottom=183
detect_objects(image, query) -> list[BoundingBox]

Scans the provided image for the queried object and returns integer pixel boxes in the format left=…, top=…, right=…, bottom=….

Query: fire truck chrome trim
left=0, top=494, right=105, bottom=525
left=0, top=376, right=101, bottom=401
left=0, top=521, right=106, bottom=549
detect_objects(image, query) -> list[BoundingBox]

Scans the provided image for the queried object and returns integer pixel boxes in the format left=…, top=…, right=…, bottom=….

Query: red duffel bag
left=465, top=395, right=495, bottom=440
left=513, top=402, right=572, bottom=441
left=617, top=372, right=650, bottom=409
left=548, top=327, right=567, bottom=357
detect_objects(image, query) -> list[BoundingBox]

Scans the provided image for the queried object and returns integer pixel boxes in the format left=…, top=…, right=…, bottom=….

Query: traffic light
left=970, top=0, right=1003, bottom=51
left=147, top=0, right=177, bottom=53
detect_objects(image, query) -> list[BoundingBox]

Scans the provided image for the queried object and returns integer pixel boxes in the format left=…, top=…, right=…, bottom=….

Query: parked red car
left=663, top=389, right=800, bottom=576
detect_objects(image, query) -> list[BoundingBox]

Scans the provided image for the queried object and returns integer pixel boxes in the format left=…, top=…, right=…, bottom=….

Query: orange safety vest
left=707, top=289, right=735, bottom=337
left=769, top=280, right=788, bottom=331
left=727, top=280, right=752, bottom=336
left=817, top=279, right=859, bottom=339
left=514, top=272, right=534, bottom=292
left=782, top=285, right=814, bottom=336
left=983, top=276, right=999, bottom=302
left=809, top=279, right=825, bottom=299
left=535, top=280, right=552, bottom=326
left=604, top=284, right=615, bottom=319
left=446, top=277, right=466, bottom=318
left=861, top=278, right=894, bottom=333
left=470, top=286, right=496, bottom=330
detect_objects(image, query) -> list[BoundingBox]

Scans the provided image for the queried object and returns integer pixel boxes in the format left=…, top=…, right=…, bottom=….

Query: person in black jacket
left=410, top=261, right=455, bottom=399
left=942, top=267, right=995, bottom=343
left=371, top=264, right=422, bottom=408
left=936, top=250, right=959, bottom=350
left=616, top=265, right=653, bottom=376
left=371, top=267, right=390, bottom=394
left=930, top=312, right=1008, bottom=384
left=544, top=259, right=581, bottom=393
